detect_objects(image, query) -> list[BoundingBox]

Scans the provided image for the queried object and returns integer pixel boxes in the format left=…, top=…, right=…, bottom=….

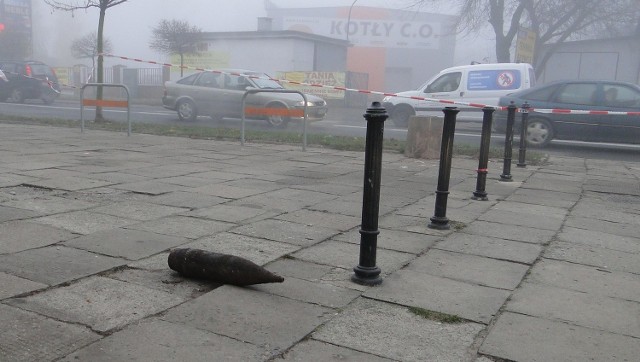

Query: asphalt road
left=1, top=99, right=639, bottom=162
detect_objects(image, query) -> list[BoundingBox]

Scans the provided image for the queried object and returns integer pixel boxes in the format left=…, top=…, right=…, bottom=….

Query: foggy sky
left=32, top=0, right=492, bottom=69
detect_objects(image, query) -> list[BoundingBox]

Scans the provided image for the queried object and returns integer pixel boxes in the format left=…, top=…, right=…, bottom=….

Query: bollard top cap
left=364, top=101, right=389, bottom=119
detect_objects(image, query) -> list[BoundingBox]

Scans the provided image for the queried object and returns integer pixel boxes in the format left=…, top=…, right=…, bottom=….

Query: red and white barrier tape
left=90, top=53, right=638, bottom=116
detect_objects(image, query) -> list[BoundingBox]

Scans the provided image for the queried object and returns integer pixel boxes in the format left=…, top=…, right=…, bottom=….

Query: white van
left=382, top=63, right=535, bottom=126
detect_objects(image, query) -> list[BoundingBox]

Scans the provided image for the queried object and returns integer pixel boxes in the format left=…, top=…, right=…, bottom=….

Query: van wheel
left=391, top=105, right=415, bottom=127
left=177, top=100, right=197, bottom=121
left=526, top=118, right=554, bottom=148
left=266, top=104, right=290, bottom=129
left=7, top=89, right=24, bottom=103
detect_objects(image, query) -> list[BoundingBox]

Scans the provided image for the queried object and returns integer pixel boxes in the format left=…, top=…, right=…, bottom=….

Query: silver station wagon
left=162, top=69, right=328, bottom=128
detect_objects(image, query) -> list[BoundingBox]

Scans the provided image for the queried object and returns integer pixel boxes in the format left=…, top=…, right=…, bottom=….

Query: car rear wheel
left=526, top=117, right=554, bottom=148
left=391, top=105, right=415, bottom=127
left=265, top=104, right=290, bottom=129
left=177, top=99, right=197, bottom=121
left=7, top=89, right=24, bottom=103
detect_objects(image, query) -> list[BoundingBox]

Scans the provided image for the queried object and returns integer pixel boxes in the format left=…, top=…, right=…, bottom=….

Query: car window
left=553, top=83, right=598, bottom=106
left=603, top=84, right=640, bottom=108
left=194, top=72, right=222, bottom=88
left=425, top=72, right=461, bottom=93
left=252, top=75, right=284, bottom=89
left=177, top=73, right=199, bottom=85
left=524, top=84, right=559, bottom=101
left=0, top=63, right=17, bottom=74
left=528, top=68, right=536, bottom=87
left=224, top=74, right=250, bottom=91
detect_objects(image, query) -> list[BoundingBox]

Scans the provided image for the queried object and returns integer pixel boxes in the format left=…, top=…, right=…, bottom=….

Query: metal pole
left=472, top=107, right=495, bottom=200
left=500, top=102, right=517, bottom=181
left=517, top=101, right=530, bottom=167
left=428, top=107, right=459, bottom=230
left=352, top=101, right=387, bottom=286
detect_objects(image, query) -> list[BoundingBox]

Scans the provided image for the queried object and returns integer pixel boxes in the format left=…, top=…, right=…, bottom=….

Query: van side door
left=419, top=71, right=462, bottom=109
left=463, top=69, right=523, bottom=108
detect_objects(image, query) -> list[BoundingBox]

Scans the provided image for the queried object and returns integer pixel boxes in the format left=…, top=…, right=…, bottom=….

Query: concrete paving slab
left=292, top=239, right=415, bottom=274
left=0, top=220, right=77, bottom=254
left=0, top=304, right=100, bottom=362
left=490, top=200, right=568, bottom=218
left=0, top=246, right=126, bottom=285
left=480, top=312, right=640, bottom=362
left=154, top=174, right=220, bottom=187
left=0, top=272, right=47, bottom=300
left=528, top=259, right=640, bottom=303
left=0, top=173, right=42, bottom=187
left=407, top=249, right=529, bottom=290
left=24, top=176, right=114, bottom=191
left=226, top=193, right=309, bottom=213
left=275, top=209, right=361, bottom=232
left=280, top=339, right=394, bottom=361
left=478, top=208, right=564, bottom=230
left=191, top=183, right=264, bottom=199
left=504, top=187, right=580, bottom=208
left=545, top=240, right=640, bottom=275
left=184, top=232, right=301, bottom=265
left=460, top=220, right=556, bottom=244
left=0, top=205, right=41, bottom=222
left=162, top=285, right=333, bottom=352
left=1, top=194, right=96, bottom=214
left=251, top=276, right=360, bottom=308
left=332, top=227, right=440, bottom=254
left=63, top=228, right=189, bottom=260
left=146, top=190, right=227, bottom=209
left=313, top=297, right=484, bottom=362
left=89, top=200, right=188, bottom=221
left=111, top=180, right=185, bottom=195
left=584, top=178, right=640, bottom=196
left=7, top=276, right=184, bottom=333
left=263, top=187, right=339, bottom=205
left=106, top=267, right=218, bottom=300
left=186, top=203, right=274, bottom=223
left=365, top=269, right=510, bottom=323
left=32, top=210, right=138, bottom=234
left=506, top=282, right=640, bottom=338
left=435, top=232, right=542, bottom=264
left=557, top=226, right=640, bottom=253
left=265, top=258, right=335, bottom=281
left=126, top=215, right=234, bottom=239
left=127, top=252, right=171, bottom=270
left=231, top=219, right=340, bottom=246
left=59, top=318, right=270, bottom=361
left=564, top=215, right=640, bottom=238
left=82, top=170, right=151, bottom=184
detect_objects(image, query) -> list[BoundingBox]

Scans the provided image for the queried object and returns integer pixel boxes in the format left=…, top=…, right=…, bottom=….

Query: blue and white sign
left=467, top=70, right=521, bottom=90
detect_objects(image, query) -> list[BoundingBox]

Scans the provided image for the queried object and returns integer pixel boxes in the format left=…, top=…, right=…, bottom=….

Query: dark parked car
left=0, top=60, right=61, bottom=104
left=494, top=80, right=640, bottom=147
left=162, top=69, right=328, bottom=128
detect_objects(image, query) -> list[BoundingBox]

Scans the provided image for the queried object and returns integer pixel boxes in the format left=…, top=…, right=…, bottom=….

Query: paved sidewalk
left=0, top=124, right=639, bottom=361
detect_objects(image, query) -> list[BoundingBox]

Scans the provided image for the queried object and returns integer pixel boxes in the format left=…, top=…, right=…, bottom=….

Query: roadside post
left=472, top=106, right=495, bottom=200
left=517, top=101, right=530, bottom=167
left=500, top=102, right=517, bottom=181
left=80, top=83, right=131, bottom=136
left=428, top=107, right=459, bottom=230
left=352, top=102, right=387, bottom=286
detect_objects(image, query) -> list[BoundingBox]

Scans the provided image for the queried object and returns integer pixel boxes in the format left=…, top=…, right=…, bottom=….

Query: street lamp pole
left=347, top=0, right=358, bottom=43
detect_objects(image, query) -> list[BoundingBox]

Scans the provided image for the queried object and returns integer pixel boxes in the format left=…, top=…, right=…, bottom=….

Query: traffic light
left=0, top=23, right=5, bottom=32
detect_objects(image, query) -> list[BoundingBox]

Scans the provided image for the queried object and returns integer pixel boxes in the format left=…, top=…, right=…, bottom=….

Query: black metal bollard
left=500, top=102, right=517, bottom=181
left=472, top=107, right=495, bottom=201
left=352, top=102, right=387, bottom=286
left=517, top=102, right=530, bottom=167
left=428, top=107, right=459, bottom=230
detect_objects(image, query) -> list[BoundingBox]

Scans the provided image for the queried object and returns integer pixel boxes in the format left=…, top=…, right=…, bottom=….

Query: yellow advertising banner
left=276, top=71, right=346, bottom=100
left=515, top=28, right=536, bottom=64
left=170, top=51, right=230, bottom=75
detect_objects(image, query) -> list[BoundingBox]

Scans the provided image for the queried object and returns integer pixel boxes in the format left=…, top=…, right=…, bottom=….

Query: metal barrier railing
left=80, top=83, right=131, bottom=136
left=240, top=89, right=308, bottom=151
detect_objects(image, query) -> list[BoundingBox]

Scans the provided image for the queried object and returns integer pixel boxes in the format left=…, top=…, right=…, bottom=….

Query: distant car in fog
left=0, top=60, right=60, bottom=104
left=493, top=80, right=640, bottom=147
left=162, top=69, right=328, bottom=128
